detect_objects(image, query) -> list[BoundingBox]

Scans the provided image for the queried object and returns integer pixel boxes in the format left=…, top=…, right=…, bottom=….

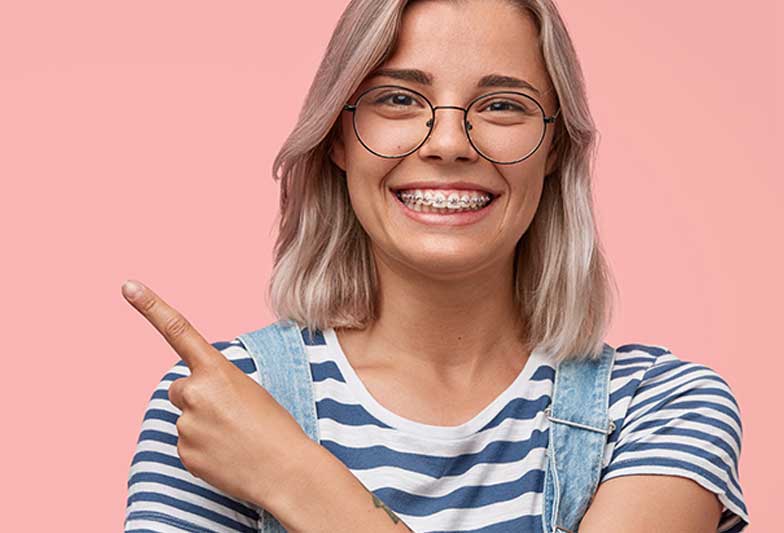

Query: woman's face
left=331, top=0, right=559, bottom=281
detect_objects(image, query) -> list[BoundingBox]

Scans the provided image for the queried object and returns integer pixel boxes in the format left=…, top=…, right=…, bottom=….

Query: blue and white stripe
left=125, top=333, right=749, bottom=532
left=125, top=341, right=262, bottom=533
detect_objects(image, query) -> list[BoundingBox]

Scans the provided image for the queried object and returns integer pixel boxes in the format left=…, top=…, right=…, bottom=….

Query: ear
left=329, top=128, right=347, bottom=174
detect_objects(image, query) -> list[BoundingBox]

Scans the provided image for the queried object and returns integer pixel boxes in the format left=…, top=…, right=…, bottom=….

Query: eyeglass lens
left=352, top=86, right=547, bottom=164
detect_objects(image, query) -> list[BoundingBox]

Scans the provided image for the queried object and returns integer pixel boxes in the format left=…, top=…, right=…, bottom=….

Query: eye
left=374, top=92, right=420, bottom=107
left=481, top=99, right=529, bottom=113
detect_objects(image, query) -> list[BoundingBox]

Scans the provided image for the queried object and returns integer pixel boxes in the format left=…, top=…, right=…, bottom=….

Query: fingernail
left=122, top=279, right=143, bottom=301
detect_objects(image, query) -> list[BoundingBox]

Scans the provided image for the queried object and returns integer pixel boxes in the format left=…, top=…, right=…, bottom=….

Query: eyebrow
left=367, top=67, right=542, bottom=96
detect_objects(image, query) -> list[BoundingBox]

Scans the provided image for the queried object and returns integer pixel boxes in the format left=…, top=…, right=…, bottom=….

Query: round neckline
left=322, top=328, right=547, bottom=440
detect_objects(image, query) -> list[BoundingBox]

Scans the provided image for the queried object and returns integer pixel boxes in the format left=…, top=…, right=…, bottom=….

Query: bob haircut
left=268, top=0, right=619, bottom=364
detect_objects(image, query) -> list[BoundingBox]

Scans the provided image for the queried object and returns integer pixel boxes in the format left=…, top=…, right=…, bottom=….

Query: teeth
left=395, top=188, right=493, bottom=211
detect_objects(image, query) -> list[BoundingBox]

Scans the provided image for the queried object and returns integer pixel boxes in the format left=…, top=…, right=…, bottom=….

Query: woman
left=124, top=0, right=749, bottom=531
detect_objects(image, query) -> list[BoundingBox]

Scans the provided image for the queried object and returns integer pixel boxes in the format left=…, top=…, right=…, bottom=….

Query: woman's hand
left=121, top=279, right=317, bottom=510
left=122, top=279, right=416, bottom=532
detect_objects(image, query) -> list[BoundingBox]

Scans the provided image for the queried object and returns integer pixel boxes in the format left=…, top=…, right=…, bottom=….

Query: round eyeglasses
left=342, top=84, right=560, bottom=165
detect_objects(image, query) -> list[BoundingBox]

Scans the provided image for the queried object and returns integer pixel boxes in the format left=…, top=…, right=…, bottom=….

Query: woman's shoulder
left=610, top=342, right=739, bottom=398
left=143, top=338, right=265, bottom=395
left=601, top=343, right=749, bottom=529
left=211, top=338, right=267, bottom=386
left=211, top=319, right=322, bottom=382
left=126, top=338, right=264, bottom=532
left=608, top=342, right=742, bottom=421
left=195, top=319, right=311, bottom=374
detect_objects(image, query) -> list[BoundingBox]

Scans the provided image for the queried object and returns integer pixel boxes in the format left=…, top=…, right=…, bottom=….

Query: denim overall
left=236, top=319, right=616, bottom=533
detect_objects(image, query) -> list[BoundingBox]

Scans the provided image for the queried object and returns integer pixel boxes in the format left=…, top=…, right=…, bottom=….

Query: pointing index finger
left=122, top=279, right=218, bottom=371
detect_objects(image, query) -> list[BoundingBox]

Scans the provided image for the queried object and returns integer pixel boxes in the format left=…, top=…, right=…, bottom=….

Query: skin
left=120, top=280, right=317, bottom=512
left=330, top=0, right=723, bottom=530
left=329, top=0, right=557, bottom=426
left=124, top=0, right=724, bottom=530
left=122, top=281, right=722, bottom=533
left=122, top=279, right=415, bottom=531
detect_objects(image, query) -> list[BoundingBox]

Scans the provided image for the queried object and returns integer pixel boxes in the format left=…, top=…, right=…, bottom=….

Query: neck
left=337, top=244, right=529, bottom=387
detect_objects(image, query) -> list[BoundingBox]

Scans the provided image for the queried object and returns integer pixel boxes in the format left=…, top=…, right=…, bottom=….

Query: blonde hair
left=268, top=0, right=619, bottom=363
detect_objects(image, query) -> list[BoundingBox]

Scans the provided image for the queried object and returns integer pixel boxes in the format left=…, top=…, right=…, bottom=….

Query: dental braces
left=398, top=191, right=492, bottom=210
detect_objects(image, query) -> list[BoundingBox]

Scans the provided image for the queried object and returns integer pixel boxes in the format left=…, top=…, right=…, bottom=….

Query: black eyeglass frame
left=342, top=84, right=561, bottom=165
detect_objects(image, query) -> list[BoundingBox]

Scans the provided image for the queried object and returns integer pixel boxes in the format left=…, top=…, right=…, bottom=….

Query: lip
left=389, top=181, right=502, bottom=197
left=389, top=188, right=498, bottom=227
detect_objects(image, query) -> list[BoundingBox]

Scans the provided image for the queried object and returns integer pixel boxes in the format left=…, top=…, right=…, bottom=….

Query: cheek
left=343, top=118, right=397, bottom=179
left=500, top=151, right=547, bottom=194
left=343, top=123, right=403, bottom=206
left=498, top=159, right=547, bottom=229
left=343, top=151, right=401, bottom=236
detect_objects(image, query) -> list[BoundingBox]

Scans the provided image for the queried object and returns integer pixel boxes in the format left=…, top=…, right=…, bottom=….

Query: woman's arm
left=261, top=440, right=415, bottom=533
left=578, top=475, right=723, bottom=533
left=122, top=280, right=413, bottom=532
left=264, top=444, right=724, bottom=533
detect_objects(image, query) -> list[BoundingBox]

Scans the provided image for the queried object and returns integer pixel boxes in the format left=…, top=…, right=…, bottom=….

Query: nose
left=417, top=106, right=480, bottom=164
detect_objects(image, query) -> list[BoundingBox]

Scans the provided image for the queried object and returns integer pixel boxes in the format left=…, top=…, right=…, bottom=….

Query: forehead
left=377, top=0, right=549, bottom=94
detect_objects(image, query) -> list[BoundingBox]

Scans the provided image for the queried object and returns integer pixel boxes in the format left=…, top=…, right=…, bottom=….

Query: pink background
left=1, top=1, right=780, bottom=530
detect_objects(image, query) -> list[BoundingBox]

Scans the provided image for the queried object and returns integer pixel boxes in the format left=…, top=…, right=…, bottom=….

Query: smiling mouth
left=392, top=189, right=497, bottom=212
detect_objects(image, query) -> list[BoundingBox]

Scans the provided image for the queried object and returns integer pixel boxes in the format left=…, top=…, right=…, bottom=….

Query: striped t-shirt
left=125, top=327, right=749, bottom=532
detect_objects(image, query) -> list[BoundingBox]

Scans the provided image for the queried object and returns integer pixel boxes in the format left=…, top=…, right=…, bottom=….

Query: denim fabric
left=236, top=319, right=321, bottom=533
left=237, top=319, right=614, bottom=533
left=542, top=343, right=616, bottom=533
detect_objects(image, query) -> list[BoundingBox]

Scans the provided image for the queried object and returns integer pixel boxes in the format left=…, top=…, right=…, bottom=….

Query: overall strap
left=235, top=318, right=321, bottom=533
left=235, top=318, right=321, bottom=444
left=542, top=343, right=616, bottom=533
